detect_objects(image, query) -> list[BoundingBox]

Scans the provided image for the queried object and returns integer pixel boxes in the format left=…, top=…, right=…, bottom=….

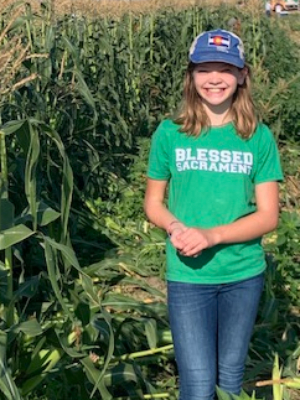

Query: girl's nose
left=208, top=71, right=222, bottom=84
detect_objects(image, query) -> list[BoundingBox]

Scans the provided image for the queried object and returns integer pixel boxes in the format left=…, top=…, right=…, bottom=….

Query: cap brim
left=189, top=52, right=245, bottom=68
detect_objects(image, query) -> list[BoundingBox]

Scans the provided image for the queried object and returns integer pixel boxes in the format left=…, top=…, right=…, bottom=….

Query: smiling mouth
left=205, top=88, right=226, bottom=93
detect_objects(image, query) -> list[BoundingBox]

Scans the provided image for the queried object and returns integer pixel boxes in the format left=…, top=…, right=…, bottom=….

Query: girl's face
left=192, top=62, right=247, bottom=111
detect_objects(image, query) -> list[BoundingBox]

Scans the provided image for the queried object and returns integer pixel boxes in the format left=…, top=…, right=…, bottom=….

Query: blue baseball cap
left=189, top=29, right=245, bottom=68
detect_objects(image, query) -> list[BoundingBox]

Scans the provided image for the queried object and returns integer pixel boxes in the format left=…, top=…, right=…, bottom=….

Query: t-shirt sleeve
left=147, top=121, right=171, bottom=180
left=254, top=125, right=284, bottom=184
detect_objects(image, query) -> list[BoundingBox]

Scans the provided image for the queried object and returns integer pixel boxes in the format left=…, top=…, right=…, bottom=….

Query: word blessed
left=175, top=148, right=253, bottom=174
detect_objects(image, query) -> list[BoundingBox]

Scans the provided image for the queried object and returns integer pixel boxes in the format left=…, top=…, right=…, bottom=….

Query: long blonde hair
left=174, top=62, right=257, bottom=139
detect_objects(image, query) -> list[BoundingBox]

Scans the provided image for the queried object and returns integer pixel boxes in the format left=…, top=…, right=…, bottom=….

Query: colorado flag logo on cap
left=208, top=34, right=230, bottom=48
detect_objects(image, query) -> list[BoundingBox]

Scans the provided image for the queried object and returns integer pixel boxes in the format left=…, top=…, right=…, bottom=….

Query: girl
left=144, top=29, right=283, bottom=400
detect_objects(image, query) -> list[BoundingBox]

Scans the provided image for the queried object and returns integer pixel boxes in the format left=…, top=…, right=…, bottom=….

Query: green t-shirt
left=147, top=119, right=283, bottom=284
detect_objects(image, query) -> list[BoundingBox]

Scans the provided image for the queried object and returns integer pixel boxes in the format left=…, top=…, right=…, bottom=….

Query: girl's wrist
left=167, top=220, right=184, bottom=235
left=207, top=227, right=223, bottom=246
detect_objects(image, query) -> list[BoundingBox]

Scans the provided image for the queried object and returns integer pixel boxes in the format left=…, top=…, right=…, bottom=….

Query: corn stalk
left=0, top=130, right=13, bottom=327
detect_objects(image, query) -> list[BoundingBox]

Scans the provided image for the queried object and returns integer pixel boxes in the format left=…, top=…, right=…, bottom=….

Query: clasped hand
left=170, top=225, right=216, bottom=257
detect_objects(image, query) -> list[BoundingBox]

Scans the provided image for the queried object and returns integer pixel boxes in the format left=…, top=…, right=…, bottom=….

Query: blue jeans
left=167, top=274, right=264, bottom=400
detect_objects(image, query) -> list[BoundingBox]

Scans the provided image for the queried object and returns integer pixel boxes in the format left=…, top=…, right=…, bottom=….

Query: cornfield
left=0, top=0, right=300, bottom=399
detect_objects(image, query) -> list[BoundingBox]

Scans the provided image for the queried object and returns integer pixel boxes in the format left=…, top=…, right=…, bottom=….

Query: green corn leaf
left=1, top=120, right=25, bottom=136
left=30, top=121, right=73, bottom=244
left=25, top=121, right=40, bottom=231
left=7, top=15, right=27, bottom=32
left=16, top=201, right=60, bottom=227
left=12, top=319, right=43, bottom=337
left=0, top=224, right=34, bottom=250
left=81, top=357, right=113, bottom=400
left=0, top=330, right=22, bottom=400
left=0, top=199, right=14, bottom=230
left=61, top=35, right=80, bottom=64
left=15, top=120, right=31, bottom=154
left=103, top=362, right=140, bottom=387
left=60, top=155, right=73, bottom=244
left=273, top=353, right=283, bottom=400
left=21, top=347, right=63, bottom=396
left=284, top=378, right=300, bottom=389
left=42, top=235, right=82, bottom=272
left=38, top=204, right=60, bottom=226
left=45, top=25, right=54, bottom=51
left=102, top=293, right=166, bottom=316
left=90, top=308, right=115, bottom=398
left=0, top=268, right=9, bottom=305
left=291, top=343, right=300, bottom=358
left=61, top=36, right=97, bottom=122
left=231, top=390, right=263, bottom=400
left=110, top=366, right=139, bottom=387
left=43, top=239, right=73, bottom=320
left=74, top=302, right=90, bottom=327
left=12, top=275, right=40, bottom=301
left=64, top=368, right=90, bottom=400
left=74, top=67, right=97, bottom=111
left=55, top=329, right=84, bottom=359
left=145, top=319, right=157, bottom=350
left=81, top=274, right=100, bottom=304
left=216, top=386, right=232, bottom=400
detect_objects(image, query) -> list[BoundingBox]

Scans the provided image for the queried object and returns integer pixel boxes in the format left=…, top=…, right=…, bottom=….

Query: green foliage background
left=0, top=1, right=299, bottom=399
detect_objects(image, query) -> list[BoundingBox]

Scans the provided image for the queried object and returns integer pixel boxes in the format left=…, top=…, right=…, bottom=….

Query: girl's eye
left=222, top=68, right=234, bottom=73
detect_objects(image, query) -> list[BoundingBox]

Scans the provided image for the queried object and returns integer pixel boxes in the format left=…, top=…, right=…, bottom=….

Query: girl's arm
left=144, top=178, right=186, bottom=237
left=177, top=181, right=280, bottom=257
